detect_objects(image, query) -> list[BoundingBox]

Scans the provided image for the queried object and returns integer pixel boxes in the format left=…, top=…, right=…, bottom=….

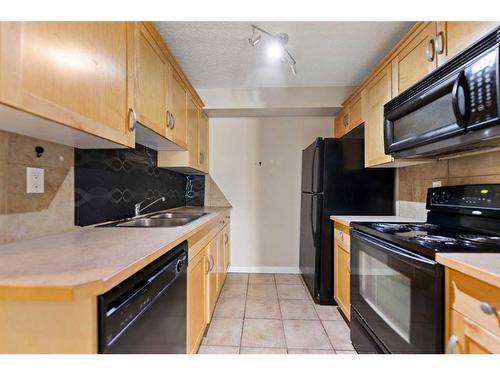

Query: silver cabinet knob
left=171, top=113, right=176, bottom=130
left=446, top=335, right=459, bottom=354
left=480, top=302, right=497, bottom=315
left=128, top=108, right=137, bottom=132
left=425, top=39, right=435, bottom=62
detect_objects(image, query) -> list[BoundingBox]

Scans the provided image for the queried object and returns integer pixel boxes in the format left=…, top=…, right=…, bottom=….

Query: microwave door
left=384, top=71, right=469, bottom=156
left=350, top=231, right=444, bottom=354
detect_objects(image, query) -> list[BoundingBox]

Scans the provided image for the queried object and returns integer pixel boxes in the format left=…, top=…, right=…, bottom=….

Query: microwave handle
left=451, top=70, right=471, bottom=128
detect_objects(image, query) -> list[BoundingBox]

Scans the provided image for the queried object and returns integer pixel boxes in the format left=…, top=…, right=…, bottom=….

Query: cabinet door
left=333, top=224, right=350, bottom=321
left=169, top=71, right=188, bottom=150
left=198, top=111, right=209, bottom=173
left=334, top=108, right=350, bottom=138
left=187, top=249, right=207, bottom=354
left=130, top=22, right=169, bottom=137
left=391, top=22, right=437, bottom=96
left=206, top=240, right=218, bottom=321
left=216, top=231, right=225, bottom=292
left=364, top=65, right=393, bottom=167
left=223, top=225, right=231, bottom=273
left=187, top=96, right=199, bottom=168
left=436, top=22, right=499, bottom=66
left=0, top=22, right=133, bottom=147
left=448, top=310, right=500, bottom=354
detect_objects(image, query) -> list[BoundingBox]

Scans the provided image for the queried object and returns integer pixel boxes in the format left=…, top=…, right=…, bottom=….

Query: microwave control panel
left=466, top=48, right=499, bottom=128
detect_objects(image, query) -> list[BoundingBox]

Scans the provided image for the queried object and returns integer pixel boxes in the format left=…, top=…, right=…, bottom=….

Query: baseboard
left=227, top=266, right=301, bottom=274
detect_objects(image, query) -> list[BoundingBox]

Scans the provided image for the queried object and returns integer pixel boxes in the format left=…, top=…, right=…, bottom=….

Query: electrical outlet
left=432, top=181, right=442, bottom=188
left=26, top=167, right=44, bottom=193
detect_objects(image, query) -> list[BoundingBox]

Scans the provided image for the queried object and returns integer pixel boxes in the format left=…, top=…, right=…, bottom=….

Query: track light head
left=248, top=28, right=261, bottom=46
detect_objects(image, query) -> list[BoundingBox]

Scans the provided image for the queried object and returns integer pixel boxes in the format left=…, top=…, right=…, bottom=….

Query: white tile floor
left=198, top=273, right=357, bottom=354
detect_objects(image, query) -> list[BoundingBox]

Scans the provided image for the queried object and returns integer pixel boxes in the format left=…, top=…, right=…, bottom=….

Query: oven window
left=359, top=250, right=411, bottom=343
left=392, top=93, right=455, bottom=143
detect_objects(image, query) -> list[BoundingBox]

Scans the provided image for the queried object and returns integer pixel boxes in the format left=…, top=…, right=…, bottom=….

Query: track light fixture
left=248, top=24, right=297, bottom=76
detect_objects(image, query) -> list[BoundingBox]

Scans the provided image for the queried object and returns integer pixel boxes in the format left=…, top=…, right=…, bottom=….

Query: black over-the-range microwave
left=384, top=26, right=500, bottom=158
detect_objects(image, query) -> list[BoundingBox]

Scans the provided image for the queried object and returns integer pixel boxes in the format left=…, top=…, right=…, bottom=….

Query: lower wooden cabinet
left=333, top=222, right=351, bottom=321
left=445, top=268, right=500, bottom=354
left=223, top=224, right=231, bottom=272
left=206, top=239, right=218, bottom=321
left=187, top=248, right=207, bottom=354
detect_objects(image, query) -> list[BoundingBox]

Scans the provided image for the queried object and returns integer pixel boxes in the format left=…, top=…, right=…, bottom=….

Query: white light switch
left=26, top=167, right=44, bottom=193
left=432, top=180, right=442, bottom=188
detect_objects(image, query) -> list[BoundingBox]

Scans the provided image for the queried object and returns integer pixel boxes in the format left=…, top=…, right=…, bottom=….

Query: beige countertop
left=436, top=253, right=500, bottom=288
left=330, top=215, right=421, bottom=227
left=0, top=206, right=230, bottom=301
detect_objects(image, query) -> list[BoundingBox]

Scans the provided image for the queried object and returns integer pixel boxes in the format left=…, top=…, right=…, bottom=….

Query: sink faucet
left=134, top=197, right=165, bottom=217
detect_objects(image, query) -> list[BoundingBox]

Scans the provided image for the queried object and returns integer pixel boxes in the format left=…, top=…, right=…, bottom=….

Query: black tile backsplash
left=75, top=144, right=204, bottom=226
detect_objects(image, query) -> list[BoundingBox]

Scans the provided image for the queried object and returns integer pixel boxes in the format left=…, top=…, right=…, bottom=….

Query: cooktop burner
left=459, top=234, right=500, bottom=245
left=371, top=223, right=410, bottom=232
left=415, top=235, right=457, bottom=244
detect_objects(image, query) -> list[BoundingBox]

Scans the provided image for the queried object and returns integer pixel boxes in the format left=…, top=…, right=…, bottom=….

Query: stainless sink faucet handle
left=134, top=196, right=165, bottom=217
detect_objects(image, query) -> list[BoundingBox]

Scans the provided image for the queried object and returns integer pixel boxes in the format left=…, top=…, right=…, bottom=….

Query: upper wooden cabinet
left=168, top=71, right=188, bottom=149
left=436, top=22, right=499, bottom=66
left=129, top=22, right=170, bottom=137
left=0, top=22, right=134, bottom=148
left=391, top=22, right=437, bottom=96
left=157, top=96, right=209, bottom=174
left=198, top=111, right=209, bottom=173
left=334, top=94, right=363, bottom=138
left=363, top=64, right=393, bottom=167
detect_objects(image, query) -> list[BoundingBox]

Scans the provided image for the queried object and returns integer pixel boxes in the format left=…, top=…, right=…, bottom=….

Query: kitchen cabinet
left=436, top=22, right=499, bottom=66
left=333, top=222, right=350, bottom=321
left=168, top=70, right=188, bottom=149
left=0, top=22, right=134, bottom=148
left=223, top=221, right=231, bottom=272
left=206, top=239, right=218, bottom=321
left=129, top=22, right=170, bottom=138
left=445, top=268, right=500, bottom=354
left=363, top=64, right=393, bottom=167
left=187, top=247, right=207, bottom=354
left=391, top=22, right=437, bottom=96
left=157, top=96, right=209, bottom=174
left=216, top=231, right=225, bottom=293
left=198, top=111, right=209, bottom=173
left=334, top=95, right=363, bottom=138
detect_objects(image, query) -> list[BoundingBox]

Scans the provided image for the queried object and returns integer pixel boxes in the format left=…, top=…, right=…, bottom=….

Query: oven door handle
left=351, top=230, right=437, bottom=267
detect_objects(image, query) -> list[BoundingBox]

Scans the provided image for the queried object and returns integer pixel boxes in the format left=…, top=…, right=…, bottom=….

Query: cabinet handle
left=480, top=302, right=497, bottom=316
left=128, top=108, right=137, bottom=132
left=172, top=113, right=176, bottom=130
left=446, top=335, right=459, bottom=354
left=224, top=233, right=229, bottom=245
left=199, top=152, right=204, bottom=164
left=425, top=39, right=435, bottom=62
left=435, top=31, right=445, bottom=55
left=347, top=256, right=350, bottom=273
left=166, top=110, right=171, bottom=129
left=210, top=255, right=215, bottom=271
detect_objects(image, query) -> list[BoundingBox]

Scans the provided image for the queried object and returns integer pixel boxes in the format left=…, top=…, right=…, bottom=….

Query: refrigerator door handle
left=310, top=145, right=317, bottom=193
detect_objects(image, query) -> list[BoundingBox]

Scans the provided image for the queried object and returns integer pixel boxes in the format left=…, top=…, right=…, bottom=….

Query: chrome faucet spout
left=134, top=197, right=165, bottom=217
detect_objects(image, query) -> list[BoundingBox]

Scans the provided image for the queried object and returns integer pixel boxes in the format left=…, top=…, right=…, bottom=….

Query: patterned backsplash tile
left=75, top=144, right=204, bottom=226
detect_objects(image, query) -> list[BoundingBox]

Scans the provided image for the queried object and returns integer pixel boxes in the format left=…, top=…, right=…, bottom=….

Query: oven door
left=350, top=230, right=444, bottom=354
left=384, top=69, right=469, bottom=155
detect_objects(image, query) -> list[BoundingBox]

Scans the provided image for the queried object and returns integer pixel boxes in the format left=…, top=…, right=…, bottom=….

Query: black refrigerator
left=300, top=138, right=395, bottom=305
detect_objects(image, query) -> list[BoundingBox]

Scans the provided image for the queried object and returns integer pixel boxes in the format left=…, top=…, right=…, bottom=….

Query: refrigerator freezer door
left=301, top=138, right=323, bottom=194
left=299, top=192, right=323, bottom=300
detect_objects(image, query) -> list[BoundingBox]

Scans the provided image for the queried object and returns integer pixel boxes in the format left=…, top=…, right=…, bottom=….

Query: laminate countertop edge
left=436, top=253, right=500, bottom=289
left=0, top=207, right=231, bottom=302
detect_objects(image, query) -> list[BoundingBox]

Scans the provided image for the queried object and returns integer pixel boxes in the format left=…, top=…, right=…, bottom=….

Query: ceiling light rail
left=248, top=24, right=297, bottom=76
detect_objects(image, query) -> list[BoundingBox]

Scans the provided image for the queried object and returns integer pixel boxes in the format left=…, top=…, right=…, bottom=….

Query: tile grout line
left=238, top=274, right=250, bottom=354
left=275, top=274, right=291, bottom=354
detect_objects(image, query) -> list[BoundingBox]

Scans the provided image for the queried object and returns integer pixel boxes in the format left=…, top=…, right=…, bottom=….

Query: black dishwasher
left=98, top=241, right=188, bottom=354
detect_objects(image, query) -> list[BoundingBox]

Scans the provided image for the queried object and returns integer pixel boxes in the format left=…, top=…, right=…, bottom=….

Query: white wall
left=209, top=117, right=332, bottom=273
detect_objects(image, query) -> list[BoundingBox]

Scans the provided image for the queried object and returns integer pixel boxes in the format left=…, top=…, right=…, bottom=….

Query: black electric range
left=349, top=184, right=500, bottom=354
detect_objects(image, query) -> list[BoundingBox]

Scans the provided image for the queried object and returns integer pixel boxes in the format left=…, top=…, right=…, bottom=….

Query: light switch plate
left=432, top=180, right=442, bottom=188
left=26, top=167, right=44, bottom=193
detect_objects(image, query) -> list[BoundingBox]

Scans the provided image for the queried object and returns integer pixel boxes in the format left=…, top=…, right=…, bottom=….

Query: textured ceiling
left=155, top=22, right=414, bottom=89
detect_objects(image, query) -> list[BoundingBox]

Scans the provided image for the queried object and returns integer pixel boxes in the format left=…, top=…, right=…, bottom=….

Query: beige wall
left=209, top=117, right=332, bottom=272
left=397, top=151, right=500, bottom=204
left=0, top=130, right=75, bottom=245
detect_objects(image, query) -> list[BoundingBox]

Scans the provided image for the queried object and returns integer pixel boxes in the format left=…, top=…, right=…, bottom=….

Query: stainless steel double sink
left=100, top=211, right=207, bottom=228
